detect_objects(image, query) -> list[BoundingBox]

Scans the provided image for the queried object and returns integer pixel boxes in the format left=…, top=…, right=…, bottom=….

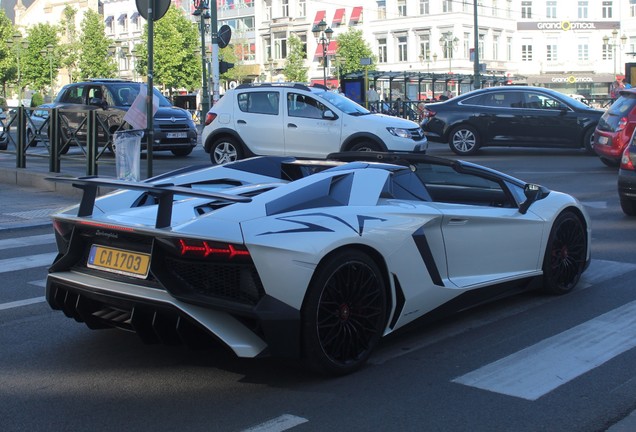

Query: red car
left=594, top=88, right=636, bottom=167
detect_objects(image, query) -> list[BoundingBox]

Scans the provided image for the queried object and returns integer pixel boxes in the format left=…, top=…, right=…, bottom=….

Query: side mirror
left=89, top=98, right=108, bottom=109
left=519, top=183, right=547, bottom=214
left=323, top=110, right=337, bottom=120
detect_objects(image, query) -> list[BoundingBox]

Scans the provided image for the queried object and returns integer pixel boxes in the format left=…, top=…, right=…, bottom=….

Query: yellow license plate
left=88, top=245, right=151, bottom=279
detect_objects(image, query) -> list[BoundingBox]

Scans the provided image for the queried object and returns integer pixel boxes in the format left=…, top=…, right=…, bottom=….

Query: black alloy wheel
left=542, top=211, right=587, bottom=294
left=302, top=249, right=387, bottom=375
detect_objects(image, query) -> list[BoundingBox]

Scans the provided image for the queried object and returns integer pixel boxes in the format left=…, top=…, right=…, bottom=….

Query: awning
left=314, top=41, right=338, bottom=57
left=118, top=13, right=127, bottom=21
left=333, top=8, right=345, bottom=25
left=313, top=10, right=326, bottom=26
left=130, top=12, right=140, bottom=20
left=311, top=78, right=340, bottom=88
left=350, top=6, right=363, bottom=23
left=105, top=15, right=114, bottom=24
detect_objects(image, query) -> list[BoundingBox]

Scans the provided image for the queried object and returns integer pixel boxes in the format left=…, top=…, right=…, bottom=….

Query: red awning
left=313, top=10, right=326, bottom=26
left=350, top=6, right=363, bottom=23
left=311, top=78, right=340, bottom=88
left=314, top=41, right=338, bottom=57
left=333, top=8, right=345, bottom=25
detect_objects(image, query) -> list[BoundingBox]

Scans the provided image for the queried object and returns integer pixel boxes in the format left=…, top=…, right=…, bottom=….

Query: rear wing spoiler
left=46, top=176, right=252, bottom=229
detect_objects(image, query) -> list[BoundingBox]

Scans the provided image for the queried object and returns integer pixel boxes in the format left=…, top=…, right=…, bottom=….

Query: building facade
left=10, top=0, right=636, bottom=100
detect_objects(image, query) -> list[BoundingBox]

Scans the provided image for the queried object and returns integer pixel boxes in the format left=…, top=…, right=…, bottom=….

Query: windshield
left=109, top=83, right=172, bottom=107
left=315, top=90, right=370, bottom=115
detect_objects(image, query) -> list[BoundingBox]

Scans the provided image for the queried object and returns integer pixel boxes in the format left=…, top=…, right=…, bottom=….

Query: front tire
left=302, top=249, right=387, bottom=376
left=171, top=147, right=193, bottom=157
left=449, top=125, right=480, bottom=155
left=210, top=137, right=242, bottom=164
left=350, top=141, right=382, bottom=152
left=542, top=211, right=587, bottom=295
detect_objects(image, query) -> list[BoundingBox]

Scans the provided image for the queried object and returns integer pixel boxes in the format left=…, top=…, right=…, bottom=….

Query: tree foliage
left=23, top=23, right=60, bottom=94
left=335, top=28, right=376, bottom=76
left=77, top=9, right=117, bottom=80
left=283, top=34, right=308, bottom=83
left=0, top=10, right=17, bottom=96
left=60, top=5, right=80, bottom=84
left=134, top=6, right=201, bottom=92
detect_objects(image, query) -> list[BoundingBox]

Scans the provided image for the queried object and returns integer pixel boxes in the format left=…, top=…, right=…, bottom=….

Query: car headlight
left=386, top=127, right=413, bottom=139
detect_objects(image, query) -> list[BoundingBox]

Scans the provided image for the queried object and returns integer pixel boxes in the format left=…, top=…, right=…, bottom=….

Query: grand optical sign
left=517, top=21, right=620, bottom=31
left=551, top=75, right=594, bottom=84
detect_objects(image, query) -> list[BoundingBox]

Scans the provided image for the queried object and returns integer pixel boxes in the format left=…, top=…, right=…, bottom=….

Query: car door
left=463, top=91, right=527, bottom=145
left=418, top=165, right=545, bottom=288
left=234, top=90, right=285, bottom=156
left=519, top=91, right=580, bottom=147
left=283, top=90, right=343, bottom=158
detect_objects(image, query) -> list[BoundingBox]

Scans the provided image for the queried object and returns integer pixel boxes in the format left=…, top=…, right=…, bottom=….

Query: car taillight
left=620, top=146, right=636, bottom=170
left=617, top=117, right=628, bottom=131
left=423, top=109, right=436, bottom=118
left=204, top=112, right=217, bottom=126
left=177, top=238, right=250, bottom=260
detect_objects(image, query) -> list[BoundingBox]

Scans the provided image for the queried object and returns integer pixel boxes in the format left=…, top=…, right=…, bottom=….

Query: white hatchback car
left=201, top=83, right=427, bottom=164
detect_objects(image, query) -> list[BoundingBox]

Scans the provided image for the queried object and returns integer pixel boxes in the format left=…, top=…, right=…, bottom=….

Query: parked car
left=618, top=133, right=636, bottom=216
left=594, top=88, right=636, bottom=167
left=421, top=86, right=604, bottom=155
left=0, top=109, right=7, bottom=150
left=26, top=104, right=53, bottom=146
left=50, top=79, right=197, bottom=156
left=46, top=151, right=590, bottom=375
left=201, top=82, right=427, bottom=164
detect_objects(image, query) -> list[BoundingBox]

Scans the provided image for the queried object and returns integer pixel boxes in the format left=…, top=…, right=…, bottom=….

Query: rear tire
left=210, top=137, right=242, bottom=165
left=620, top=198, right=636, bottom=216
left=171, top=147, right=193, bottom=157
left=583, top=128, right=595, bottom=154
left=600, top=157, right=620, bottom=168
left=302, top=249, right=387, bottom=376
left=449, top=125, right=480, bottom=155
left=542, top=211, right=587, bottom=295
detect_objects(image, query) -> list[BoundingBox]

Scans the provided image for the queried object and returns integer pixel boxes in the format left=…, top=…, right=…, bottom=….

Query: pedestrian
left=367, top=85, right=380, bottom=111
left=610, top=75, right=625, bottom=101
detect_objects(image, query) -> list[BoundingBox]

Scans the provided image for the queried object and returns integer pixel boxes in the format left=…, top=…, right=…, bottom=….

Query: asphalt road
left=1, top=142, right=636, bottom=431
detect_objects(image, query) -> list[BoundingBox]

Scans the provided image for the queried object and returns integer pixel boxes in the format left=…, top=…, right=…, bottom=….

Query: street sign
left=218, top=25, right=232, bottom=49
left=360, top=57, right=372, bottom=65
left=135, top=0, right=171, bottom=21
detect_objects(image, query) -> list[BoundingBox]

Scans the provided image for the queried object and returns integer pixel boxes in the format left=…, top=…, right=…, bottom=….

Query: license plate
left=167, top=132, right=187, bottom=139
left=598, top=136, right=609, bottom=145
left=88, top=245, right=151, bottom=279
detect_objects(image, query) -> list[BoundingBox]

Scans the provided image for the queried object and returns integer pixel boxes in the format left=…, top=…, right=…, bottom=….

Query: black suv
left=50, top=79, right=197, bottom=156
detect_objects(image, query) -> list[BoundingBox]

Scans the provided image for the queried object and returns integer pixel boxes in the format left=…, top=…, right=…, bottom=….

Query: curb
left=0, top=166, right=83, bottom=199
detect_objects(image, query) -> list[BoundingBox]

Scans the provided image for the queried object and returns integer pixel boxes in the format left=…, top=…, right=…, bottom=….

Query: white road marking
left=242, top=414, right=308, bottom=432
left=0, top=296, right=45, bottom=311
left=0, top=252, right=57, bottom=273
left=29, top=279, right=47, bottom=288
left=0, top=234, right=55, bottom=250
left=371, top=259, right=636, bottom=365
left=453, top=299, right=636, bottom=400
left=580, top=201, right=608, bottom=209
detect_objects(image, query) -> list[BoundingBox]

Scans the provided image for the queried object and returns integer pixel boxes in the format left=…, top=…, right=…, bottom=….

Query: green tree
left=22, top=23, right=59, bottom=95
left=60, top=5, right=80, bottom=83
left=134, top=6, right=201, bottom=94
left=77, top=9, right=117, bottom=80
left=283, top=34, right=307, bottom=82
left=0, top=10, right=17, bottom=98
left=335, top=28, right=376, bottom=76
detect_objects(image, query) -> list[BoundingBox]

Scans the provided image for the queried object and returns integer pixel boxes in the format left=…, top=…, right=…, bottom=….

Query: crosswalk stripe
left=0, top=234, right=55, bottom=251
left=242, top=415, right=309, bottom=432
left=0, top=252, right=57, bottom=273
left=0, top=296, right=46, bottom=311
left=452, top=299, right=636, bottom=400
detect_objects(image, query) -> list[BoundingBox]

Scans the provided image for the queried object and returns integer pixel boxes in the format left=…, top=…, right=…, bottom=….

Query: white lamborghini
left=46, top=152, right=591, bottom=375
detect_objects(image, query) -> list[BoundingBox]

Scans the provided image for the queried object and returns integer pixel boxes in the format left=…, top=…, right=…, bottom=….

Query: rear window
left=608, top=94, right=636, bottom=116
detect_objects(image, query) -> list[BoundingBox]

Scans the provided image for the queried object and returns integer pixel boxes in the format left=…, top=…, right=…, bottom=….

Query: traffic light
left=219, top=60, right=234, bottom=74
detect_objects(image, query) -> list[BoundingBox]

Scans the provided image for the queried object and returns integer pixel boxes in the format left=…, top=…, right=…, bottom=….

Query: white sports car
left=46, top=152, right=591, bottom=375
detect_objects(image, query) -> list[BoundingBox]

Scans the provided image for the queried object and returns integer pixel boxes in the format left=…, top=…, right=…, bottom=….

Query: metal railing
left=0, top=106, right=121, bottom=176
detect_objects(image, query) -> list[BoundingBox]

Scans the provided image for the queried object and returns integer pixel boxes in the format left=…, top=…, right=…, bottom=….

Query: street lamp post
left=39, top=44, right=54, bottom=101
left=439, top=31, right=459, bottom=73
left=10, top=32, right=28, bottom=105
left=193, top=0, right=210, bottom=124
left=312, top=19, right=333, bottom=87
left=603, top=29, right=628, bottom=75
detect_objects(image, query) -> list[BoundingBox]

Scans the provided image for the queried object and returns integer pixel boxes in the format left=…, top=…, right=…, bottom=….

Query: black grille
left=409, top=128, right=426, bottom=141
left=164, top=256, right=265, bottom=306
